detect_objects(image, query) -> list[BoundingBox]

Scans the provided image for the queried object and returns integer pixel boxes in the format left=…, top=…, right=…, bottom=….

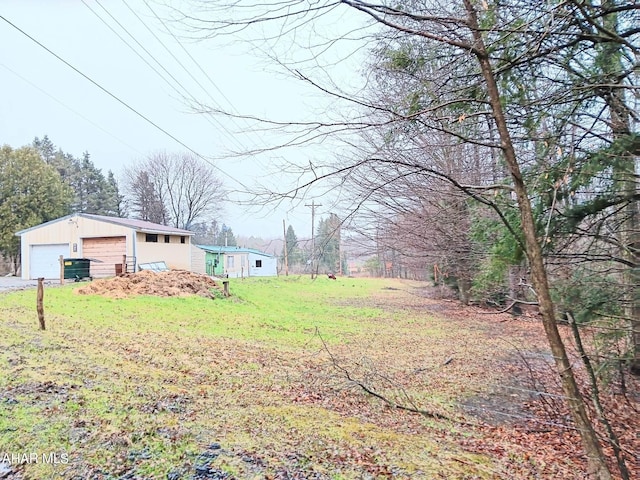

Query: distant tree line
left=32, top=136, right=125, bottom=217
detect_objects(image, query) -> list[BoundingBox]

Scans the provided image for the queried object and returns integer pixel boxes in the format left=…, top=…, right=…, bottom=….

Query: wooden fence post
left=37, top=278, right=45, bottom=331
left=223, top=280, right=230, bottom=297
left=59, top=255, right=64, bottom=285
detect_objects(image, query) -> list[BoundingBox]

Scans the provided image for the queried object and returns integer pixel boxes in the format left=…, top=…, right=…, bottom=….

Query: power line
left=81, top=0, right=187, bottom=102
left=85, top=0, right=245, bottom=154
left=0, top=13, right=249, bottom=191
left=118, top=0, right=253, bottom=154
left=90, top=0, right=250, bottom=155
left=0, top=62, right=146, bottom=157
left=141, top=0, right=246, bottom=121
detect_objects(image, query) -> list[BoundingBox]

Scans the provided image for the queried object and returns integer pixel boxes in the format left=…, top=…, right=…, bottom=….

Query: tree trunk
left=457, top=277, right=471, bottom=306
left=464, top=1, right=612, bottom=477
left=508, top=265, right=526, bottom=316
left=598, top=0, right=640, bottom=376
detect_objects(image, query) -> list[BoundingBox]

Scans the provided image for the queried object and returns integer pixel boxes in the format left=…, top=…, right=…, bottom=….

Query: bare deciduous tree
left=124, top=152, right=225, bottom=229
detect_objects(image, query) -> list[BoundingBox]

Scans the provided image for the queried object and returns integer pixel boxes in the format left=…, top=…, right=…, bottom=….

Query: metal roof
left=16, top=213, right=194, bottom=236
left=80, top=214, right=193, bottom=235
left=196, top=245, right=276, bottom=258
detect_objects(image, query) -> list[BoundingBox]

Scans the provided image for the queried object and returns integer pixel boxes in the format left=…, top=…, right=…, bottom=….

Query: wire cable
left=121, top=0, right=258, bottom=155
left=140, top=1, right=251, bottom=127
left=86, top=0, right=246, bottom=154
left=1, top=62, right=146, bottom=157
left=0, top=13, right=249, bottom=191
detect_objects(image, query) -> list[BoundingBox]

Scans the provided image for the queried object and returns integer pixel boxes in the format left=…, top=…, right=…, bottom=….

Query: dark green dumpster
left=63, top=258, right=91, bottom=281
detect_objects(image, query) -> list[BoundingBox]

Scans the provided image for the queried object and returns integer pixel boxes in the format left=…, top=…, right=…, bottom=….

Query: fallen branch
left=315, top=328, right=470, bottom=425
left=478, top=298, right=540, bottom=316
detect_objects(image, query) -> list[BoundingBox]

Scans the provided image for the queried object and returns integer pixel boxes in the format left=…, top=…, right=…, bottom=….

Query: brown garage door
left=82, top=236, right=126, bottom=278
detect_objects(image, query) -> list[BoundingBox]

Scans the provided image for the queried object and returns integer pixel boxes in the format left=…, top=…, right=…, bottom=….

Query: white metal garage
left=17, top=213, right=194, bottom=280
left=29, top=243, right=69, bottom=279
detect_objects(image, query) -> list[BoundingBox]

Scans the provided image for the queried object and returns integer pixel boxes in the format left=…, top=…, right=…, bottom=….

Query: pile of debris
left=75, top=270, right=225, bottom=299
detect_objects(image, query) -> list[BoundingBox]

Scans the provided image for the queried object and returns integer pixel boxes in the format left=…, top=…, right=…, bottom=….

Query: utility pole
left=282, top=219, right=289, bottom=276
left=338, top=236, right=342, bottom=276
left=305, top=200, right=321, bottom=279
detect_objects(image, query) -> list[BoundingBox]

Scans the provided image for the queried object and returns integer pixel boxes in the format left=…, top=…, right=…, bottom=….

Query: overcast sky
left=0, top=1, right=367, bottom=239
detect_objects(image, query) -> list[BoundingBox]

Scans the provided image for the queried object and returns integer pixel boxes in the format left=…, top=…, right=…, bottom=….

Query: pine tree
left=0, top=146, right=72, bottom=274
left=316, top=214, right=341, bottom=273
left=283, top=225, right=302, bottom=267
left=129, top=170, right=167, bottom=224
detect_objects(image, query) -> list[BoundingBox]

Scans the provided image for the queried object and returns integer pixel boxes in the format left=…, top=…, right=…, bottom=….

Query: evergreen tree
left=32, top=137, right=123, bottom=217
left=0, top=146, right=72, bottom=274
left=316, top=214, right=341, bottom=273
left=106, top=171, right=127, bottom=217
left=191, top=220, right=221, bottom=245
left=283, top=224, right=302, bottom=267
left=128, top=170, right=166, bottom=224
left=32, top=135, right=56, bottom=164
left=214, top=224, right=237, bottom=246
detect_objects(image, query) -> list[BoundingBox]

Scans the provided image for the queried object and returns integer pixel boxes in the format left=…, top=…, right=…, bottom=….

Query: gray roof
left=197, top=245, right=276, bottom=258
left=16, top=213, right=193, bottom=236
left=81, top=214, right=193, bottom=235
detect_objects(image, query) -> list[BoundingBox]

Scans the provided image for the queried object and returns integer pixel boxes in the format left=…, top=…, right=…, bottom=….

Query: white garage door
left=30, top=244, right=69, bottom=279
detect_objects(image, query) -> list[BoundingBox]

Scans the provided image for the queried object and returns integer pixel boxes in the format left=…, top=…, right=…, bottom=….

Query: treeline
left=32, top=136, right=126, bottom=217
left=330, top=1, right=639, bottom=388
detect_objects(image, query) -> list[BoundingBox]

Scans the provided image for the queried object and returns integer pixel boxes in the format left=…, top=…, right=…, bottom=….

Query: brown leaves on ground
left=75, top=270, right=224, bottom=299
left=287, top=282, right=640, bottom=479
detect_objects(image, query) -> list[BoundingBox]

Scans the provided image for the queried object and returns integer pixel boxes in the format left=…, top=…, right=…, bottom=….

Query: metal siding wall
left=135, top=232, right=192, bottom=270
left=191, top=246, right=206, bottom=274
left=19, top=216, right=133, bottom=279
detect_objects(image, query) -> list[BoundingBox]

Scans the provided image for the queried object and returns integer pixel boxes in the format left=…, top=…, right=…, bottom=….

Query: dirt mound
left=75, top=270, right=224, bottom=299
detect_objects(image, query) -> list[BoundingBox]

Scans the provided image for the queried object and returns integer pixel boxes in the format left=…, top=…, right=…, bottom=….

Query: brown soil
left=75, top=270, right=224, bottom=299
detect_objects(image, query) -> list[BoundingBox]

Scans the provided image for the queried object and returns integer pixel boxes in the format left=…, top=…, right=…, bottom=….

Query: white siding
left=191, top=246, right=206, bottom=274
left=248, top=253, right=278, bottom=277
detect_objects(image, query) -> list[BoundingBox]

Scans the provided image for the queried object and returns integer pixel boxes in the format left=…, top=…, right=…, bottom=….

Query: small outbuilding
left=16, top=213, right=194, bottom=279
left=197, top=245, right=278, bottom=278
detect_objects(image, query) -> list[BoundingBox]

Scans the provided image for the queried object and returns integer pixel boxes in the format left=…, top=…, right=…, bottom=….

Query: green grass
left=5, top=275, right=384, bottom=346
left=0, top=276, right=502, bottom=479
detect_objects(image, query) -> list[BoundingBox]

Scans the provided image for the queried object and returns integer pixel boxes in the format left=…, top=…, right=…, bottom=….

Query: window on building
left=227, top=256, right=234, bottom=268
left=146, top=234, right=158, bottom=243
left=164, top=235, right=170, bottom=243
left=255, top=260, right=262, bottom=268
left=180, top=236, right=186, bottom=244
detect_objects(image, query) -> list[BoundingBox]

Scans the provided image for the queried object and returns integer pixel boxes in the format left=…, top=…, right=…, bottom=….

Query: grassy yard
left=0, top=276, right=580, bottom=479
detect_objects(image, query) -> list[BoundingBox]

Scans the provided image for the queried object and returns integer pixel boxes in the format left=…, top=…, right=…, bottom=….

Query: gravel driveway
left=0, top=276, right=43, bottom=292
